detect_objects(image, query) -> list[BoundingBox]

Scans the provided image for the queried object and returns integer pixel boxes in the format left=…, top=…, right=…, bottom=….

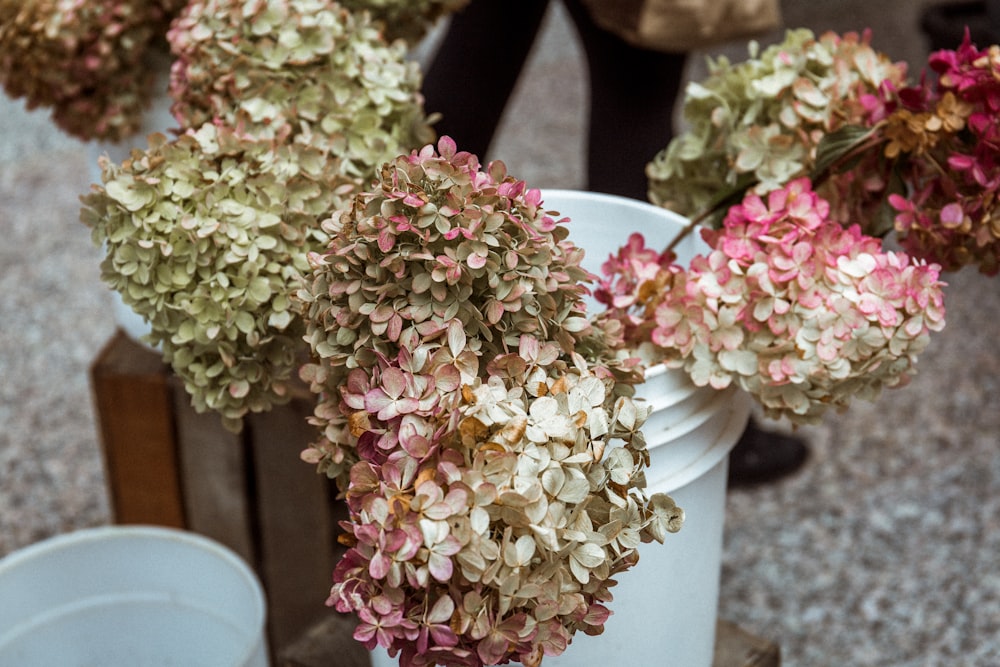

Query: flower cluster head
left=80, top=0, right=435, bottom=429
left=886, top=33, right=1000, bottom=275
left=167, top=0, right=434, bottom=176
left=298, top=136, right=626, bottom=480
left=80, top=123, right=341, bottom=430
left=649, top=179, right=946, bottom=424
left=647, top=28, right=907, bottom=228
left=337, top=0, right=470, bottom=44
left=0, top=0, right=180, bottom=142
left=298, top=137, right=681, bottom=665
left=591, top=233, right=681, bottom=361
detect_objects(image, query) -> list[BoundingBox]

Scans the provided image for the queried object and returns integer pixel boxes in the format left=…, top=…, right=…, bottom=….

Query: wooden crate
left=89, top=330, right=345, bottom=653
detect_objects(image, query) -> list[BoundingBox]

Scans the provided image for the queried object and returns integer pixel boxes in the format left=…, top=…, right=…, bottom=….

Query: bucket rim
left=539, top=188, right=691, bottom=227
left=643, top=384, right=738, bottom=440
left=647, top=390, right=752, bottom=493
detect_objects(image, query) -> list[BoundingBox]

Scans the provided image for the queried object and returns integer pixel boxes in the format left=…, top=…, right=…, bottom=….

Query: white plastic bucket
left=646, top=388, right=752, bottom=497
left=642, top=384, right=738, bottom=447
left=0, top=525, right=269, bottom=667
left=531, top=391, right=750, bottom=667
left=640, top=382, right=721, bottom=433
left=515, top=191, right=748, bottom=667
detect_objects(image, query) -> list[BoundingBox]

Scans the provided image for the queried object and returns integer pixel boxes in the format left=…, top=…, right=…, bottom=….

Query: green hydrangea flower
left=82, top=0, right=436, bottom=430
left=647, top=29, right=907, bottom=224
left=81, top=125, right=341, bottom=429
left=167, top=0, right=435, bottom=175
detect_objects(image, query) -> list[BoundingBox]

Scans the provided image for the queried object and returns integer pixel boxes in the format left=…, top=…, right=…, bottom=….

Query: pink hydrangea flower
left=650, top=179, right=946, bottom=423
left=887, top=32, right=1000, bottom=274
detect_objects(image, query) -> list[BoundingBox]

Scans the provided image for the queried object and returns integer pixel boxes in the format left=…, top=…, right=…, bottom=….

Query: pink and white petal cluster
left=888, top=34, right=1000, bottom=275
left=652, top=179, right=946, bottom=424
left=592, top=232, right=680, bottom=347
left=326, top=356, right=679, bottom=667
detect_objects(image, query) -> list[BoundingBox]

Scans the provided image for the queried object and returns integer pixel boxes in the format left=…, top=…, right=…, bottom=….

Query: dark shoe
left=728, top=418, right=809, bottom=488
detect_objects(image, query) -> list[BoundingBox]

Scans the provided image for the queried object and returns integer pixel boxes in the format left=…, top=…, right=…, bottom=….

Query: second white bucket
left=0, top=525, right=269, bottom=667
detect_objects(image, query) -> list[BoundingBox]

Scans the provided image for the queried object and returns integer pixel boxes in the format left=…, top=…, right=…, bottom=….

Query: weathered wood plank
left=89, top=330, right=185, bottom=527
left=171, top=379, right=256, bottom=565
left=247, top=397, right=340, bottom=651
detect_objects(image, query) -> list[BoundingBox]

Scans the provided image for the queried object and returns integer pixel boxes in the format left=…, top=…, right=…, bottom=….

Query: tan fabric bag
left=582, top=0, right=783, bottom=53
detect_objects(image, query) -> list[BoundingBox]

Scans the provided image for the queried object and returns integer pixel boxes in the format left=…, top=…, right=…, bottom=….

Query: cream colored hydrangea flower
left=647, top=29, right=907, bottom=228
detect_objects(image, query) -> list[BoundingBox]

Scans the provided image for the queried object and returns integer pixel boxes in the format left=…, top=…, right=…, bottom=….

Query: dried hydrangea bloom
left=338, top=0, right=470, bottom=44
left=80, top=123, right=342, bottom=430
left=651, top=179, right=946, bottom=424
left=887, top=34, right=1000, bottom=275
left=78, top=0, right=436, bottom=429
left=591, top=232, right=680, bottom=355
left=299, top=137, right=680, bottom=664
left=167, top=0, right=434, bottom=180
left=299, top=136, right=627, bottom=482
left=329, top=361, right=682, bottom=666
left=647, top=29, right=907, bottom=228
left=0, top=0, right=175, bottom=141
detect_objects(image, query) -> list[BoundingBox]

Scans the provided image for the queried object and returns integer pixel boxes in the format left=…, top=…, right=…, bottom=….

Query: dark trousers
left=421, top=0, right=688, bottom=201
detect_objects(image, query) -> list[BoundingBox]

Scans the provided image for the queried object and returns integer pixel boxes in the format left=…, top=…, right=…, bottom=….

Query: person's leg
left=421, top=0, right=552, bottom=159
left=560, top=0, right=687, bottom=200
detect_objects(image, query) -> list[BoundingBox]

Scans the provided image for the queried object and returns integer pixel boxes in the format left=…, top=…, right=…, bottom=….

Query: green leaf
left=813, top=125, right=877, bottom=181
